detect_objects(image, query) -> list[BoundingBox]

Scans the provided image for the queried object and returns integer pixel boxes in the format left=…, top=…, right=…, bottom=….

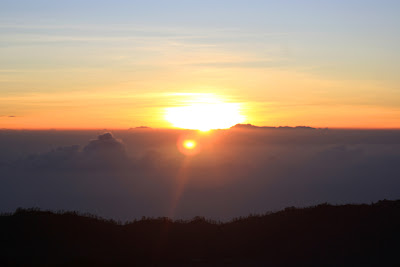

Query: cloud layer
left=0, top=129, right=400, bottom=221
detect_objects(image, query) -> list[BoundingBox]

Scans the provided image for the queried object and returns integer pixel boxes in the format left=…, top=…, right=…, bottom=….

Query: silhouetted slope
left=1, top=200, right=400, bottom=266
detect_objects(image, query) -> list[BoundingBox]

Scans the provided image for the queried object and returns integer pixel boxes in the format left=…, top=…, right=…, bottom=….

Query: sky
left=1, top=0, right=400, bottom=129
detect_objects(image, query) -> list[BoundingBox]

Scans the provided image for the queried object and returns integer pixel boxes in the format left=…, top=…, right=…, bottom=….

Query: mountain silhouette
left=1, top=200, right=399, bottom=266
left=231, top=123, right=315, bottom=130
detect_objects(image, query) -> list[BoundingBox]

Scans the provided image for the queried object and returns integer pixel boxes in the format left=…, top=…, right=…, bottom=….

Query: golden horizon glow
left=2, top=89, right=400, bottom=129
left=165, top=94, right=245, bottom=131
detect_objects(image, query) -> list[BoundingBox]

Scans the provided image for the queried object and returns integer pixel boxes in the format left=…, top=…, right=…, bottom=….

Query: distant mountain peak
left=231, top=124, right=315, bottom=130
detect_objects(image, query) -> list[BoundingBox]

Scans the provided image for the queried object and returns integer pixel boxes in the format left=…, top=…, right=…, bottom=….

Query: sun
left=165, top=94, right=245, bottom=131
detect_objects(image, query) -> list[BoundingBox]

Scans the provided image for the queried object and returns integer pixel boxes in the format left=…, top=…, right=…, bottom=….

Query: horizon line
left=2, top=125, right=400, bottom=131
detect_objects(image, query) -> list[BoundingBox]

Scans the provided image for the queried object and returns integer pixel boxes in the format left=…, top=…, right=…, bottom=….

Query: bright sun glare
left=165, top=94, right=245, bottom=131
left=183, top=140, right=196, bottom=149
left=177, top=136, right=201, bottom=156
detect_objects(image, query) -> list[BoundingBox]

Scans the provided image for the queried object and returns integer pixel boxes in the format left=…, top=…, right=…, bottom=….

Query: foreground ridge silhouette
left=1, top=200, right=400, bottom=266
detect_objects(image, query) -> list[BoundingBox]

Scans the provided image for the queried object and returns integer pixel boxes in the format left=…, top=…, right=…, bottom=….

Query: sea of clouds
left=0, top=128, right=399, bottom=221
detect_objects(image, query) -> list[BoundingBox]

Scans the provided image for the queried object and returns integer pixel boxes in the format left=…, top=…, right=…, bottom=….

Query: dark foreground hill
left=1, top=200, right=400, bottom=266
